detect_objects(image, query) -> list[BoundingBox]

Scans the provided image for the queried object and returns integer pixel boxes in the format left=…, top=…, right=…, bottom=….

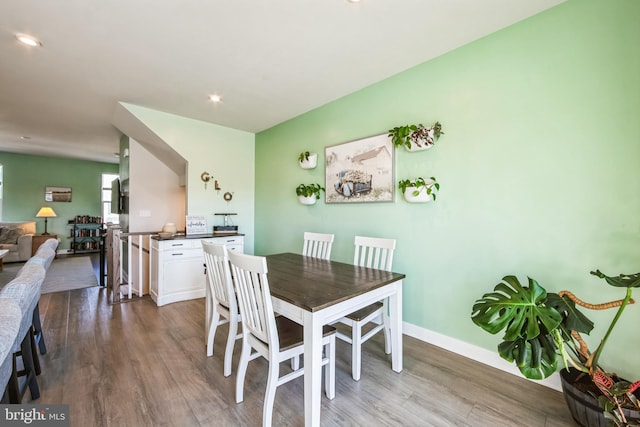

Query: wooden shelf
left=69, top=219, right=104, bottom=254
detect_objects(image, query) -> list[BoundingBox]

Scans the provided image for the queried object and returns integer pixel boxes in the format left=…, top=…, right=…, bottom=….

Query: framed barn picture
left=44, top=186, right=72, bottom=202
left=325, top=133, right=395, bottom=204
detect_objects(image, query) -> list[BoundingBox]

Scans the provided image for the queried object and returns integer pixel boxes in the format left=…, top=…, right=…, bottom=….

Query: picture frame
left=185, top=215, right=207, bottom=235
left=325, top=133, right=395, bottom=204
left=44, top=186, right=72, bottom=202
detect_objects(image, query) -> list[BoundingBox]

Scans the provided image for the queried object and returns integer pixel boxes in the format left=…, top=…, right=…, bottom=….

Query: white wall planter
left=403, top=187, right=434, bottom=203
left=298, top=195, right=318, bottom=205
left=401, top=177, right=438, bottom=203
left=404, top=141, right=434, bottom=152
left=390, top=122, right=443, bottom=152
left=299, top=153, right=318, bottom=169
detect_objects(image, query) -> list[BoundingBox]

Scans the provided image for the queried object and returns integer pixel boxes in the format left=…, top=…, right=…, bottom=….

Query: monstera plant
left=471, top=271, right=640, bottom=426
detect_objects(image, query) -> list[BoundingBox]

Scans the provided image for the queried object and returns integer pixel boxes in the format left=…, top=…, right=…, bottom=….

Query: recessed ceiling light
left=20, top=136, right=31, bottom=140
left=15, top=33, right=42, bottom=47
left=348, top=0, right=361, bottom=3
left=208, top=94, right=222, bottom=103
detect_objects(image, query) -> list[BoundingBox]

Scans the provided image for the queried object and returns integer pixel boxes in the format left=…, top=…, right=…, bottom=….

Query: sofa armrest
left=17, top=233, right=33, bottom=260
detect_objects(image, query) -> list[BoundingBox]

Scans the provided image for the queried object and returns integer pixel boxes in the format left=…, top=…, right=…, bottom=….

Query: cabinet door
left=158, top=250, right=206, bottom=306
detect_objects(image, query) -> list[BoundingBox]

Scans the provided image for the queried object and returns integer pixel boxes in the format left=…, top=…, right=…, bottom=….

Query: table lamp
left=36, top=206, right=57, bottom=235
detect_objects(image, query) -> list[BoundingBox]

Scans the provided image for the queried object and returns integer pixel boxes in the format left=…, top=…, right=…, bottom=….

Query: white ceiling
left=0, top=0, right=564, bottom=164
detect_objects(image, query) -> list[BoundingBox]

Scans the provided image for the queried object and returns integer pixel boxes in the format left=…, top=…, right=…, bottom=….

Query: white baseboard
left=402, top=321, right=562, bottom=392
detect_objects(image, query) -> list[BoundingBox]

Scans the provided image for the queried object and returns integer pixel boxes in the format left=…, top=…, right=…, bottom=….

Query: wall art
left=325, top=133, right=394, bottom=204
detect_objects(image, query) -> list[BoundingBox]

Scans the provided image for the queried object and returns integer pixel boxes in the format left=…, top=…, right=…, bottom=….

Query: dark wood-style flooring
left=28, top=261, right=576, bottom=426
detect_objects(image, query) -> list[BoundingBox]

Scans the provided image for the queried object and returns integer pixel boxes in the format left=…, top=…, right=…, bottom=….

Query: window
left=102, top=173, right=119, bottom=224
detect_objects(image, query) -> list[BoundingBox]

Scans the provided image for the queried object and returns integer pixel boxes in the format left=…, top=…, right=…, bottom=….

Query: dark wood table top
left=265, top=253, right=405, bottom=312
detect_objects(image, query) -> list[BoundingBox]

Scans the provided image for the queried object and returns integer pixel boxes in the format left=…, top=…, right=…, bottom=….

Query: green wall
left=0, top=151, right=119, bottom=251
left=255, top=0, right=640, bottom=379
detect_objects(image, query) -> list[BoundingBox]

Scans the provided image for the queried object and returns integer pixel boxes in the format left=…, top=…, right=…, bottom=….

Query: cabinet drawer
left=202, top=236, right=244, bottom=246
left=163, top=249, right=201, bottom=258
left=157, top=239, right=199, bottom=250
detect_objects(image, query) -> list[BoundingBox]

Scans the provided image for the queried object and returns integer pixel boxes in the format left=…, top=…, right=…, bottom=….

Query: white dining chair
left=228, top=251, right=336, bottom=427
left=336, top=235, right=396, bottom=381
left=302, top=232, right=335, bottom=260
left=202, top=241, right=241, bottom=377
left=294, top=232, right=335, bottom=369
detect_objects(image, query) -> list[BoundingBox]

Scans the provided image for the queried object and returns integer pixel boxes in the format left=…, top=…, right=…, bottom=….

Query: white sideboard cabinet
left=149, top=234, right=244, bottom=307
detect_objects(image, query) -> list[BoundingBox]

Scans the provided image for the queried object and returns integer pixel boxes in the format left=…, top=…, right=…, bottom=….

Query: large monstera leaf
left=498, top=333, right=559, bottom=379
left=471, top=276, right=564, bottom=380
left=472, top=276, right=562, bottom=341
left=591, top=270, right=640, bottom=288
left=546, top=292, right=594, bottom=335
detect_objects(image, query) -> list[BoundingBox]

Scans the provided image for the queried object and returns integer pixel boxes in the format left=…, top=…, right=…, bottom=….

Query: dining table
left=265, top=252, right=405, bottom=427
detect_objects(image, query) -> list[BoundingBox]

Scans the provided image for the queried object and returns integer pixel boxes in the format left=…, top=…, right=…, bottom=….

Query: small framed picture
left=186, top=215, right=207, bottom=235
left=45, top=186, right=72, bottom=202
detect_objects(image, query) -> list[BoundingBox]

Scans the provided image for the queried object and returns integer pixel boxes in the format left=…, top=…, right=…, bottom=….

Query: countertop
left=150, top=233, right=244, bottom=241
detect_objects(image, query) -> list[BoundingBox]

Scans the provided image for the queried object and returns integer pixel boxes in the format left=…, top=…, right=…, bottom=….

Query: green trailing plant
left=298, top=151, right=311, bottom=162
left=471, top=270, right=640, bottom=426
left=388, top=121, right=443, bottom=150
left=295, top=183, right=325, bottom=200
left=398, top=177, right=440, bottom=200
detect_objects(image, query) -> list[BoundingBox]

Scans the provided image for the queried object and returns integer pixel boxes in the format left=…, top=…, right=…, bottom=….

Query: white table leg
left=389, top=280, right=403, bottom=373
left=303, top=311, right=323, bottom=427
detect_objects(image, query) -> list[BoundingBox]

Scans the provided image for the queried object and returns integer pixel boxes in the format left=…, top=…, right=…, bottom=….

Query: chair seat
left=343, top=301, right=383, bottom=322
left=276, top=316, right=336, bottom=351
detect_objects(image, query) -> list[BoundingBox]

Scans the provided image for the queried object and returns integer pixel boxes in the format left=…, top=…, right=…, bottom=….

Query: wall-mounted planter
left=298, top=195, right=317, bottom=205
left=403, top=187, right=434, bottom=203
left=398, top=177, right=439, bottom=203
left=295, top=183, right=324, bottom=205
left=389, top=122, right=443, bottom=152
left=298, top=152, right=318, bottom=169
left=404, top=141, right=434, bottom=152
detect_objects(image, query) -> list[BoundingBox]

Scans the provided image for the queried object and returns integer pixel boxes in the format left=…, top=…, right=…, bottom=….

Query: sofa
left=0, top=240, right=58, bottom=402
left=0, top=222, right=36, bottom=263
left=0, top=298, right=21, bottom=403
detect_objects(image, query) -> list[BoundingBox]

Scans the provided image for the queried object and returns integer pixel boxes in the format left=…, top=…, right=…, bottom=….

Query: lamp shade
left=36, top=207, right=57, bottom=218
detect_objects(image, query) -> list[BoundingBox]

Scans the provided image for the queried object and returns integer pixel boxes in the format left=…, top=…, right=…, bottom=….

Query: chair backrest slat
left=228, top=251, right=276, bottom=348
left=354, top=235, right=396, bottom=272
left=202, top=241, right=233, bottom=308
left=302, top=232, right=335, bottom=260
